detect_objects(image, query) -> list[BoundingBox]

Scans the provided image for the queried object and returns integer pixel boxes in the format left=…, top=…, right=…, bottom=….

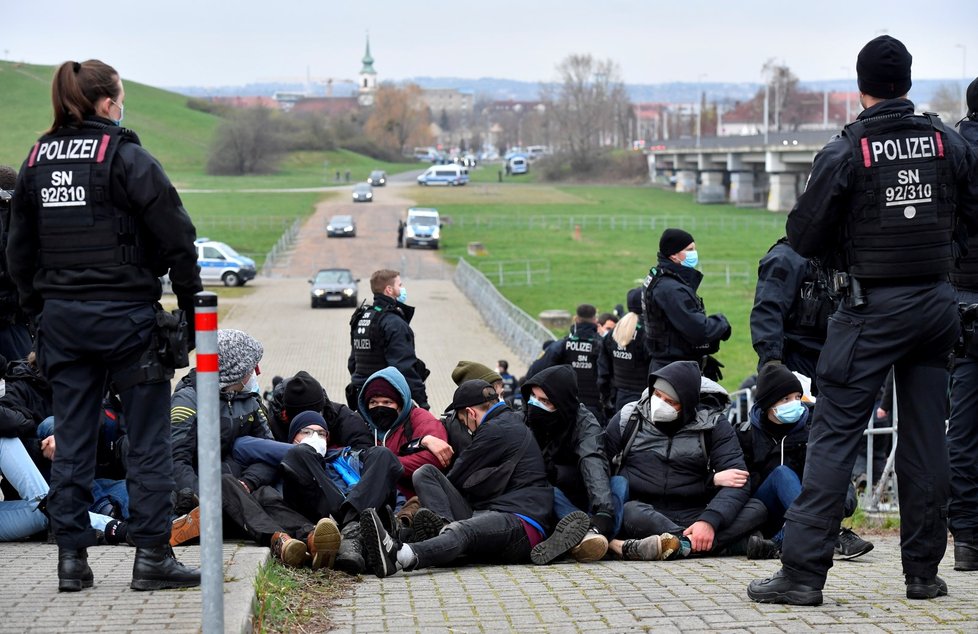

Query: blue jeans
left=753, top=465, right=802, bottom=544
left=553, top=475, right=629, bottom=537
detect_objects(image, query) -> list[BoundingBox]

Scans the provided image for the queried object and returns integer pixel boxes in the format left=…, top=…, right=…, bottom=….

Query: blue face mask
left=527, top=396, right=554, bottom=412
left=397, top=287, right=408, bottom=303
left=682, top=250, right=699, bottom=269
left=773, top=399, right=805, bottom=424
left=110, top=99, right=124, bottom=126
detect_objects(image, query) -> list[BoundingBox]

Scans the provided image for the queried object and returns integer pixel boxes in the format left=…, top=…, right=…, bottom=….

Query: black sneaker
left=360, top=508, right=401, bottom=578
left=747, top=535, right=781, bottom=560
left=530, top=511, right=590, bottom=565
left=906, top=575, right=948, bottom=600
left=954, top=542, right=978, bottom=571
left=834, top=527, right=874, bottom=560
left=410, top=508, right=447, bottom=543
left=334, top=522, right=365, bottom=576
left=747, top=569, right=823, bottom=606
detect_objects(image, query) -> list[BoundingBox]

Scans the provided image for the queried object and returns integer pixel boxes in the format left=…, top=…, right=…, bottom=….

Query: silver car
left=352, top=182, right=373, bottom=202
left=310, top=268, right=359, bottom=308
left=326, top=215, right=357, bottom=238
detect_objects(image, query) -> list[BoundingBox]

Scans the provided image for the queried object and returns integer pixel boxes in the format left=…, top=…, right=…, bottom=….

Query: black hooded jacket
left=520, top=365, right=614, bottom=517
left=266, top=375, right=373, bottom=449
left=605, top=360, right=750, bottom=531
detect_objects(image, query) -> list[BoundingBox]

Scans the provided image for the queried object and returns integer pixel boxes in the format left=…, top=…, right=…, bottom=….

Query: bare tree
left=929, top=82, right=963, bottom=120
left=541, top=54, right=632, bottom=171
left=761, top=59, right=799, bottom=132
left=206, top=107, right=282, bottom=175
left=364, top=83, right=432, bottom=156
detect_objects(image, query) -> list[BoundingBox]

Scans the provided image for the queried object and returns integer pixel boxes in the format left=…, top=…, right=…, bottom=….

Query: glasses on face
left=298, top=428, right=327, bottom=439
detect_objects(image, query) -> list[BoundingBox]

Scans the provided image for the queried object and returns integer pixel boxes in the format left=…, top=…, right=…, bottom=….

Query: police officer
left=598, top=288, right=651, bottom=413
left=347, top=269, right=429, bottom=409
left=947, top=77, right=978, bottom=573
left=643, top=228, right=731, bottom=380
left=8, top=60, right=202, bottom=592
left=524, top=304, right=605, bottom=425
left=748, top=36, right=978, bottom=605
left=0, top=165, right=32, bottom=362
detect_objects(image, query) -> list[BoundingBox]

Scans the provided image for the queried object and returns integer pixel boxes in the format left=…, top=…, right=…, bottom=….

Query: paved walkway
left=3, top=183, right=976, bottom=632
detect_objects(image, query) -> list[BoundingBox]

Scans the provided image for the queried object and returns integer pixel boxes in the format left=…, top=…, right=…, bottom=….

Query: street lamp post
left=696, top=74, right=707, bottom=148
left=841, top=66, right=852, bottom=123
left=956, top=44, right=967, bottom=117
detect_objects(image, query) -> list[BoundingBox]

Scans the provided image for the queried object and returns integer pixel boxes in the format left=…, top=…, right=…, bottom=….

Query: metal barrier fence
left=261, top=218, right=302, bottom=276
left=194, top=216, right=297, bottom=232
left=454, top=258, right=555, bottom=366
left=451, top=214, right=786, bottom=233
left=476, top=260, right=551, bottom=287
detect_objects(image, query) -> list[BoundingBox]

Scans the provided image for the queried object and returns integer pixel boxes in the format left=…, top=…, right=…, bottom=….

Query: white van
left=507, top=156, right=529, bottom=175
left=417, top=164, right=467, bottom=186
left=404, top=207, right=441, bottom=249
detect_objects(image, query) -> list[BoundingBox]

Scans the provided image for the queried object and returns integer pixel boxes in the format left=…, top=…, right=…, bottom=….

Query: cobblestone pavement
left=5, top=183, right=975, bottom=632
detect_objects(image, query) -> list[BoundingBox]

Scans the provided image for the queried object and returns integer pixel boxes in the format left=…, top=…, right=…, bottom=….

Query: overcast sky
left=5, top=1, right=974, bottom=89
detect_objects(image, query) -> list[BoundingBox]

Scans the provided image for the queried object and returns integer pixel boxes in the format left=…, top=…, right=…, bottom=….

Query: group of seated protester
left=0, top=328, right=871, bottom=576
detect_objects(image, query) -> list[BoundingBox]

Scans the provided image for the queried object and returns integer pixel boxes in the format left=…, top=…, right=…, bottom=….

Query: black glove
left=171, top=487, right=198, bottom=516
left=177, top=295, right=196, bottom=352
left=702, top=355, right=724, bottom=382
left=590, top=512, right=616, bottom=539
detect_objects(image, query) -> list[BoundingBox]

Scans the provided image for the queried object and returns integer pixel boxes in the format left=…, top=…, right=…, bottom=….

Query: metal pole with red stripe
left=194, top=292, right=223, bottom=633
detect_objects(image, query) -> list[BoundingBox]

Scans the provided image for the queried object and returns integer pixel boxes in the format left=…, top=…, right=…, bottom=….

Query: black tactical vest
left=643, top=267, right=706, bottom=360
left=610, top=327, right=649, bottom=393
left=22, top=126, right=144, bottom=270
left=951, top=251, right=978, bottom=292
left=842, top=113, right=955, bottom=279
left=350, top=303, right=390, bottom=379
left=563, top=333, right=600, bottom=406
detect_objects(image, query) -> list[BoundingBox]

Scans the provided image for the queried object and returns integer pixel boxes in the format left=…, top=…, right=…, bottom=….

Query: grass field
left=412, top=182, right=787, bottom=390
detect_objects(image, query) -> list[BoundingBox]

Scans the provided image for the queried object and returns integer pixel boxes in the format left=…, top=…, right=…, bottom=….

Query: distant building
left=420, top=88, right=474, bottom=115
left=718, top=91, right=858, bottom=136
left=358, top=35, right=378, bottom=107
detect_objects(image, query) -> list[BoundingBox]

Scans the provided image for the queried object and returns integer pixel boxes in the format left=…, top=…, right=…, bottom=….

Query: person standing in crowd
left=496, top=360, right=521, bottom=408
left=0, top=166, right=32, bottom=362
left=599, top=288, right=652, bottom=413
left=947, top=77, right=978, bottom=573
left=8, top=60, right=202, bottom=592
left=749, top=36, right=978, bottom=606
left=643, top=228, right=731, bottom=381
left=525, top=304, right=605, bottom=425
left=596, top=313, right=619, bottom=338
left=347, top=269, right=429, bottom=410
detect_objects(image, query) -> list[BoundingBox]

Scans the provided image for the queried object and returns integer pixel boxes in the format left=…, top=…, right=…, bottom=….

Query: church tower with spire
left=358, top=34, right=377, bottom=106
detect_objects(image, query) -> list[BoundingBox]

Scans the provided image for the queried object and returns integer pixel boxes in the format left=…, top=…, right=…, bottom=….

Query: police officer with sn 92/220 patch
left=747, top=36, right=978, bottom=606
left=9, top=59, right=203, bottom=592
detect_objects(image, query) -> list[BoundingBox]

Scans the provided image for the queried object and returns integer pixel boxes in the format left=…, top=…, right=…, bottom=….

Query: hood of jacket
left=648, top=360, right=703, bottom=424
left=520, top=364, right=579, bottom=425
left=372, top=293, right=415, bottom=324
left=358, top=366, right=413, bottom=438
left=2, top=359, right=50, bottom=393
left=748, top=400, right=811, bottom=437
left=960, top=120, right=978, bottom=146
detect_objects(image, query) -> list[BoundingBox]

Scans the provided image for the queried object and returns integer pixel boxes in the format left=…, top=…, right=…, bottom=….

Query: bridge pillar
left=675, top=170, right=697, bottom=193
left=729, top=171, right=755, bottom=205
left=767, top=172, right=799, bottom=212
left=696, top=171, right=726, bottom=203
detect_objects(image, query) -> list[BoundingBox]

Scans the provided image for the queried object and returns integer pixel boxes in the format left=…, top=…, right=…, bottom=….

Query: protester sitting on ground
left=359, top=380, right=590, bottom=578
left=520, top=365, right=623, bottom=563
left=734, top=364, right=873, bottom=560
left=605, top=360, right=767, bottom=560
left=231, top=410, right=403, bottom=575
left=0, top=352, right=53, bottom=473
left=266, top=370, right=372, bottom=450
left=441, top=360, right=506, bottom=459
left=356, top=367, right=450, bottom=502
left=599, top=288, right=652, bottom=414
left=170, top=329, right=275, bottom=514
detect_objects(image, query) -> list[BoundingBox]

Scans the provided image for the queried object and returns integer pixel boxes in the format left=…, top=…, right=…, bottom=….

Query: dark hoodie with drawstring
left=357, top=366, right=447, bottom=497
left=606, top=360, right=750, bottom=531
left=737, top=402, right=812, bottom=495
left=520, top=364, right=614, bottom=518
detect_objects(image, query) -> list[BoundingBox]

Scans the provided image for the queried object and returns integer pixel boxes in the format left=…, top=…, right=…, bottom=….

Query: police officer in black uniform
left=947, top=77, right=978, bottom=573
left=748, top=36, right=978, bottom=605
left=750, top=238, right=836, bottom=389
left=347, top=269, right=429, bottom=410
left=0, top=165, right=33, bottom=362
left=643, top=228, right=731, bottom=380
left=598, top=288, right=651, bottom=413
left=8, top=60, right=202, bottom=592
left=524, top=303, right=605, bottom=425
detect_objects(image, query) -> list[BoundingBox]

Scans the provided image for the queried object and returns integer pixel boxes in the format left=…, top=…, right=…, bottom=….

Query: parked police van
left=417, top=164, right=468, bottom=186
left=404, top=208, right=441, bottom=249
left=195, top=238, right=257, bottom=286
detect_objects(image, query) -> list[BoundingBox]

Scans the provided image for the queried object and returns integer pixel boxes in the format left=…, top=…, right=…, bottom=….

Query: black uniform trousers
left=40, top=300, right=174, bottom=549
left=948, top=289, right=978, bottom=543
left=281, top=444, right=402, bottom=527
left=781, top=281, right=957, bottom=588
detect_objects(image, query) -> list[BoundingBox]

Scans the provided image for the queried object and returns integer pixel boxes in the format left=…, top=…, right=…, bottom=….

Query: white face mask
left=300, top=432, right=328, bottom=457
left=650, top=395, right=679, bottom=423
left=245, top=374, right=261, bottom=394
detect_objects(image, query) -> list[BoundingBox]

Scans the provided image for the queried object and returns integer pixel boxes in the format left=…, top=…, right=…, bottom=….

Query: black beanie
left=283, top=371, right=326, bottom=415
left=755, top=364, right=804, bottom=412
left=288, top=410, right=327, bottom=444
left=856, top=35, right=912, bottom=100
left=967, top=77, right=978, bottom=118
left=658, top=228, right=694, bottom=258
left=626, top=287, right=643, bottom=315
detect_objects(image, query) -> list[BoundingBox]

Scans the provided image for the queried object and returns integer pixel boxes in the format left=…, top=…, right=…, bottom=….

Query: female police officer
left=8, top=59, right=202, bottom=591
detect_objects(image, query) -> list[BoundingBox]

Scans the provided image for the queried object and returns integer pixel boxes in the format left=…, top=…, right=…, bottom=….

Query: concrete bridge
left=646, top=129, right=839, bottom=212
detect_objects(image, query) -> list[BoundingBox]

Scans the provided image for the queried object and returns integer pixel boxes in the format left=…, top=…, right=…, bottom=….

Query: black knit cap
left=967, top=77, right=978, bottom=118
left=283, top=371, right=326, bottom=414
left=658, top=228, right=694, bottom=258
left=754, top=364, right=803, bottom=412
left=856, top=35, right=912, bottom=100
left=626, top=287, right=643, bottom=315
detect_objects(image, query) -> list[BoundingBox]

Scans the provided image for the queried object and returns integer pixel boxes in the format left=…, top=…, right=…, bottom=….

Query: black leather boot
left=130, top=544, right=202, bottom=591
left=954, top=542, right=978, bottom=571
left=334, top=521, right=365, bottom=575
left=58, top=547, right=94, bottom=592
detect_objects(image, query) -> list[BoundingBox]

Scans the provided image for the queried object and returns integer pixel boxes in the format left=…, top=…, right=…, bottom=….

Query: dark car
left=310, top=268, right=359, bottom=308
left=326, top=215, right=357, bottom=238
left=352, top=182, right=373, bottom=202
left=367, top=170, right=387, bottom=186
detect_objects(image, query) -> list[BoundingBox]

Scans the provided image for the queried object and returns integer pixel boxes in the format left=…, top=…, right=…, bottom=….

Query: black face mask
left=526, top=406, right=561, bottom=431
left=368, top=406, right=399, bottom=432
